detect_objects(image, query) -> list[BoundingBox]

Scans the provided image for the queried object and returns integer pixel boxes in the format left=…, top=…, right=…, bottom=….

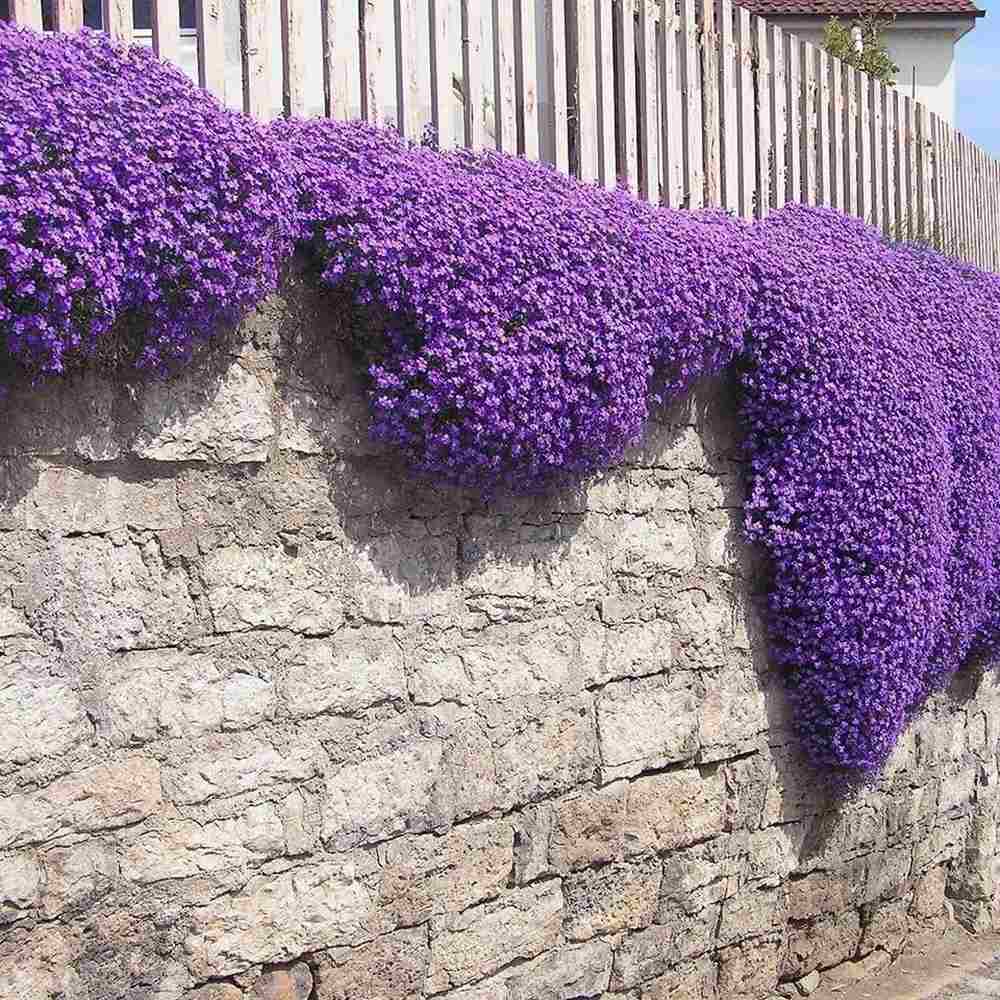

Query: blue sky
left=956, top=1, right=1000, bottom=154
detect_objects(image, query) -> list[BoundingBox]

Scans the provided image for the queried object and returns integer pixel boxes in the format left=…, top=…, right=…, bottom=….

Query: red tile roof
left=740, top=0, right=984, bottom=15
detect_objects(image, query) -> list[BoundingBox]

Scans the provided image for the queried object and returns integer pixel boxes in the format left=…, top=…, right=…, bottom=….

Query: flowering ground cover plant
left=273, top=116, right=754, bottom=492
left=4, top=25, right=1000, bottom=773
left=0, top=24, right=290, bottom=375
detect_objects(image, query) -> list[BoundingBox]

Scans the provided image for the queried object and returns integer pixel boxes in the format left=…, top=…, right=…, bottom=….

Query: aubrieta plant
left=0, top=24, right=291, bottom=374
left=271, top=117, right=754, bottom=492
left=5, top=26, right=1000, bottom=774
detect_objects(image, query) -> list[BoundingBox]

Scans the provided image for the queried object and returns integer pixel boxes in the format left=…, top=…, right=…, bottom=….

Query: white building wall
left=761, top=15, right=977, bottom=123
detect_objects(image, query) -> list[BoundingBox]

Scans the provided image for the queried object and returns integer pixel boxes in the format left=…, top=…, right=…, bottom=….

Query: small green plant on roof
left=822, top=14, right=900, bottom=85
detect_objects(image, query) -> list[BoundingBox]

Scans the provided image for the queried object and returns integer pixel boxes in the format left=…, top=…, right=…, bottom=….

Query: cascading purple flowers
left=742, top=207, right=1000, bottom=770
left=5, top=24, right=1000, bottom=773
left=272, top=117, right=754, bottom=492
left=0, top=24, right=291, bottom=374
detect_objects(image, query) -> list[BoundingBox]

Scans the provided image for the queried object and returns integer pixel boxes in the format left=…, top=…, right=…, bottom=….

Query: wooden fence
left=5, top=0, right=1000, bottom=272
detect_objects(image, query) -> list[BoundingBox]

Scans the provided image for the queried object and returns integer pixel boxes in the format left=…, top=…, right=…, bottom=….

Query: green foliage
left=822, top=15, right=899, bottom=85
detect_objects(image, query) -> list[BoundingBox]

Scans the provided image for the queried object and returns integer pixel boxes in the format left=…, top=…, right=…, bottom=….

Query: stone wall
left=1, top=269, right=999, bottom=1000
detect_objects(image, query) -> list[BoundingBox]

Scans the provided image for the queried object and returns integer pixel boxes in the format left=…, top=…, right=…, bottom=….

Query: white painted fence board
left=828, top=55, right=844, bottom=212
left=800, top=40, right=816, bottom=206
left=769, top=23, right=786, bottom=211
left=493, top=0, right=518, bottom=153
left=517, top=0, right=541, bottom=159
left=815, top=47, right=829, bottom=206
left=857, top=68, right=870, bottom=223
left=701, top=0, right=720, bottom=208
left=461, top=0, right=486, bottom=148
left=543, top=0, right=569, bottom=171
left=718, top=0, right=739, bottom=213
left=573, top=0, right=600, bottom=181
left=870, top=79, right=885, bottom=233
left=785, top=32, right=800, bottom=204
left=754, top=15, right=770, bottom=216
left=327, top=0, right=361, bottom=122
left=639, top=0, right=660, bottom=202
left=395, top=0, right=423, bottom=140
left=595, top=0, right=615, bottom=185
left=196, top=0, right=224, bottom=100
left=615, top=0, right=640, bottom=195
left=660, top=0, right=685, bottom=207
left=735, top=4, right=754, bottom=217
left=843, top=62, right=857, bottom=219
left=54, top=0, right=84, bottom=32
left=10, top=0, right=42, bottom=29
left=241, top=0, right=270, bottom=120
left=103, top=0, right=132, bottom=42
left=428, top=0, right=454, bottom=144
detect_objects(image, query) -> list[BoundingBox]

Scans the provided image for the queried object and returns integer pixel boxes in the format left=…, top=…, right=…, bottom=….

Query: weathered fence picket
left=4, top=0, right=998, bottom=271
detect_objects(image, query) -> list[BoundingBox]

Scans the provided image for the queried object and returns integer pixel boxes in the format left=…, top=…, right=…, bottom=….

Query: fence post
left=195, top=0, right=225, bottom=101
left=734, top=5, right=754, bottom=216
left=10, top=0, right=43, bottom=29
left=103, top=0, right=133, bottom=43
left=242, top=0, right=270, bottom=120
left=754, top=16, right=771, bottom=216
left=701, top=0, right=720, bottom=208
left=769, top=23, right=786, bottom=211
left=53, top=0, right=84, bottom=32
left=493, top=0, right=518, bottom=153
left=717, top=0, right=738, bottom=213
left=639, top=0, right=661, bottom=203
left=542, top=0, right=569, bottom=171
left=595, top=0, right=615, bottom=185
left=571, top=0, right=600, bottom=181
left=660, top=0, right=685, bottom=207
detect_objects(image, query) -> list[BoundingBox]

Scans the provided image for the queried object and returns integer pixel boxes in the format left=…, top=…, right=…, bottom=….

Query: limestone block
left=698, top=666, right=767, bottom=762
left=492, top=695, right=598, bottom=810
left=184, top=854, right=381, bottom=977
left=785, top=861, right=866, bottom=920
left=427, top=881, right=563, bottom=993
left=596, top=675, right=699, bottom=782
left=344, top=530, right=459, bottom=624
left=860, top=900, right=909, bottom=957
left=163, top=737, right=319, bottom=806
left=583, top=619, right=673, bottom=688
left=718, top=887, right=786, bottom=946
left=120, top=804, right=285, bottom=883
left=247, top=963, right=314, bottom=1000
left=0, top=853, right=43, bottom=920
left=563, top=858, right=661, bottom=941
left=39, top=840, right=117, bottom=917
left=278, top=632, right=406, bottom=719
left=0, top=757, right=162, bottom=849
left=641, top=956, right=716, bottom=1000
left=0, top=372, right=119, bottom=461
left=623, top=768, right=726, bottom=856
left=548, top=783, right=626, bottom=872
left=781, top=912, right=862, bottom=979
left=716, top=939, right=782, bottom=1000
left=512, top=803, right=555, bottom=884
left=408, top=622, right=589, bottom=707
left=822, top=951, right=892, bottom=989
left=98, top=649, right=275, bottom=745
left=376, top=820, right=513, bottom=927
left=312, top=927, right=429, bottom=1000
left=23, top=465, right=182, bottom=532
left=505, top=940, right=613, bottom=1000
left=134, top=361, right=275, bottom=463
left=201, top=542, right=344, bottom=635
left=0, top=927, right=81, bottom=1000
left=23, top=535, right=197, bottom=651
left=323, top=737, right=472, bottom=849
left=910, top=865, right=947, bottom=918
left=0, top=657, right=90, bottom=765
left=611, top=910, right=719, bottom=989
left=609, top=513, right=696, bottom=577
